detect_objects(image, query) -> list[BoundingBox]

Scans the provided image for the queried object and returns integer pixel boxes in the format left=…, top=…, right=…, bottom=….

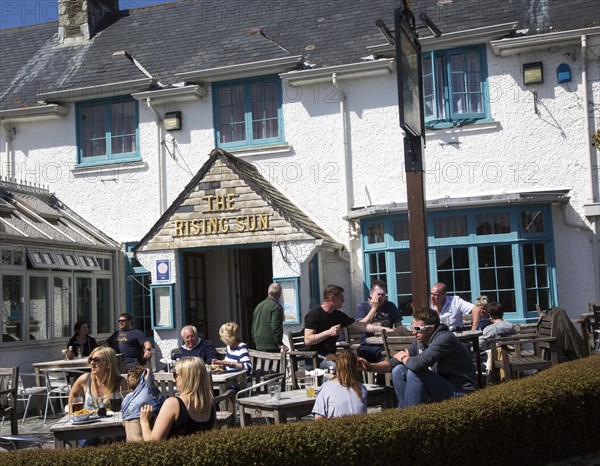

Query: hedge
left=4, top=355, right=600, bottom=466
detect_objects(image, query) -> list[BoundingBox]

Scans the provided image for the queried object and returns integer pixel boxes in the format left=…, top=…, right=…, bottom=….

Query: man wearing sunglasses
left=107, top=313, right=152, bottom=369
left=359, top=307, right=477, bottom=408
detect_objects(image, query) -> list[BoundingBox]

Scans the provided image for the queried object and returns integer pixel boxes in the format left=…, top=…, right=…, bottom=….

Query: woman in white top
left=313, top=350, right=367, bottom=419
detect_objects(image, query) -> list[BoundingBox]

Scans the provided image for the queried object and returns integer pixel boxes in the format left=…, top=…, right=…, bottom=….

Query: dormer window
left=213, top=75, right=284, bottom=149
left=76, top=96, right=140, bottom=166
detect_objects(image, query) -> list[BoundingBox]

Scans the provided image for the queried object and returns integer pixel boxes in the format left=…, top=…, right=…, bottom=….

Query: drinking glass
left=110, top=390, right=123, bottom=412
left=372, top=322, right=382, bottom=335
left=97, top=396, right=107, bottom=417
left=77, top=346, right=83, bottom=359
left=269, top=382, right=281, bottom=401
left=304, top=376, right=316, bottom=398
left=70, top=396, right=84, bottom=417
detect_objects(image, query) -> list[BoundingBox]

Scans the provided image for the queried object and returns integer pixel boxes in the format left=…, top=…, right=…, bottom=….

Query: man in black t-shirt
left=107, top=313, right=152, bottom=369
left=304, top=285, right=392, bottom=369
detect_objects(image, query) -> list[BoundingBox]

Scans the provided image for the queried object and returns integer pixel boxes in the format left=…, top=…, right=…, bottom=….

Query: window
left=29, top=276, right=49, bottom=340
left=213, top=76, right=284, bottom=149
left=423, top=45, right=490, bottom=128
left=361, top=205, right=557, bottom=322
left=76, top=97, right=140, bottom=166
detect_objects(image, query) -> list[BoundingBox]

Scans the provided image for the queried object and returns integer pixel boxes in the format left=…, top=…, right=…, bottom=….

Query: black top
left=66, top=335, right=98, bottom=357
left=173, top=339, right=219, bottom=364
left=304, top=306, right=355, bottom=355
left=168, top=397, right=215, bottom=438
left=107, top=328, right=147, bottom=364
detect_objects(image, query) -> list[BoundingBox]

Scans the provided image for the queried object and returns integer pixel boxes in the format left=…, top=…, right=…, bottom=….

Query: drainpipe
left=332, top=73, right=356, bottom=312
left=146, top=98, right=167, bottom=215
left=581, top=35, right=600, bottom=298
left=0, top=120, right=15, bottom=180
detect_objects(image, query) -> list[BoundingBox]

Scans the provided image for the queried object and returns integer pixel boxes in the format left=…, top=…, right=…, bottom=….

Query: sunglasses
left=118, top=319, right=128, bottom=323
left=87, top=357, right=105, bottom=364
left=408, top=324, right=435, bottom=332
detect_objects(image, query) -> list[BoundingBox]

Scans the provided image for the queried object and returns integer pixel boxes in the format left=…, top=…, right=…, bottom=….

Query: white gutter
left=581, top=34, right=600, bottom=299
left=282, top=59, right=394, bottom=86
left=176, top=56, right=304, bottom=82
left=491, top=26, right=600, bottom=57
left=0, top=104, right=69, bottom=123
left=368, top=23, right=518, bottom=55
left=146, top=98, right=167, bottom=215
left=37, top=78, right=154, bottom=102
left=332, top=73, right=355, bottom=312
left=132, top=85, right=206, bottom=105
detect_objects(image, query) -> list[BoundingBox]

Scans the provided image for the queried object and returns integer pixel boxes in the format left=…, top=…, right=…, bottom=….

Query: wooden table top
left=237, top=384, right=389, bottom=409
left=50, top=411, right=123, bottom=434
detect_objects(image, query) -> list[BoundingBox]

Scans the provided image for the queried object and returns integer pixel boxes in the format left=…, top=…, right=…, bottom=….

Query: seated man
left=360, top=307, right=477, bottom=408
left=430, top=282, right=482, bottom=331
left=173, top=325, right=218, bottom=364
left=355, top=279, right=403, bottom=362
left=304, top=284, right=393, bottom=369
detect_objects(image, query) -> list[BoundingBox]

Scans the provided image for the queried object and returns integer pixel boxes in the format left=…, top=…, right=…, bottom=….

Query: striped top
left=224, top=342, right=252, bottom=374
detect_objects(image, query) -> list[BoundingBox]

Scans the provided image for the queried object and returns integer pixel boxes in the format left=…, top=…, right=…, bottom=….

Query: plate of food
left=210, top=364, right=224, bottom=372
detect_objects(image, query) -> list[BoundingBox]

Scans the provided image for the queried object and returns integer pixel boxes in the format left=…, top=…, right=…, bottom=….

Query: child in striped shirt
left=212, top=322, right=252, bottom=374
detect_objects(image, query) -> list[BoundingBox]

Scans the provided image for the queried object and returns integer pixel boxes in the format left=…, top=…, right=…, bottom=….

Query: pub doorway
left=183, top=247, right=272, bottom=345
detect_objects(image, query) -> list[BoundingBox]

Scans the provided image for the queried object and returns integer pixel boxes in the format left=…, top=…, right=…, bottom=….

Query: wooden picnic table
left=50, top=411, right=124, bottom=448
left=32, top=354, right=123, bottom=386
left=237, top=384, right=393, bottom=427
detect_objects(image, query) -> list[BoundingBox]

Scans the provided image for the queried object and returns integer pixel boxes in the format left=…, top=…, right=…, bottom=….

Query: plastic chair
left=0, top=367, right=19, bottom=435
left=43, top=369, right=71, bottom=423
left=16, top=372, right=47, bottom=425
left=0, top=435, right=43, bottom=450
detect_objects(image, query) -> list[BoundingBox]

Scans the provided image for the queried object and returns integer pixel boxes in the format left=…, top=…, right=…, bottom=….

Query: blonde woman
left=68, top=346, right=128, bottom=446
left=69, top=346, right=127, bottom=413
left=313, top=350, right=367, bottom=419
left=212, top=322, right=252, bottom=374
left=140, top=357, right=214, bottom=440
left=475, top=295, right=491, bottom=330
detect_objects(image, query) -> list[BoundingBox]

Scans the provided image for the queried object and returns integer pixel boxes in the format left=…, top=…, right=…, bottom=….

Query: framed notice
left=156, top=259, right=170, bottom=282
left=274, top=277, right=300, bottom=325
left=150, top=284, right=174, bottom=329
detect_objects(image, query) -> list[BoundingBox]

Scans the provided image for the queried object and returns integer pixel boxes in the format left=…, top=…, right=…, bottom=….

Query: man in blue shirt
left=173, top=325, right=218, bottom=364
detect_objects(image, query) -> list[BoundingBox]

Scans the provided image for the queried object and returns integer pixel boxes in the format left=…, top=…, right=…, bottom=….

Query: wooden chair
left=154, top=371, right=177, bottom=398
left=286, top=330, right=318, bottom=389
left=337, top=328, right=362, bottom=353
left=488, top=313, right=559, bottom=382
left=0, top=367, right=19, bottom=435
left=588, top=303, right=600, bottom=354
left=378, top=333, right=413, bottom=387
left=248, top=349, right=286, bottom=385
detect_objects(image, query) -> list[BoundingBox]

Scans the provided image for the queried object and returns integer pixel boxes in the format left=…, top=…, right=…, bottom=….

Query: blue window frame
left=423, top=45, right=490, bottom=128
left=213, top=75, right=284, bottom=149
left=361, top=205, right=557, bottom=322
left=76, top=97, right=140, bottom=166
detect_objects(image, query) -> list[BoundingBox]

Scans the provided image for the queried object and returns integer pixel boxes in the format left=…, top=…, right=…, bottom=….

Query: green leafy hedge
left=5, top=355, right=600, bottom=466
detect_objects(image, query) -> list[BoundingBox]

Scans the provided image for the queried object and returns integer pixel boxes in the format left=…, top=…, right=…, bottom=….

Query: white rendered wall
left=1, top=36, right=599, bottom=321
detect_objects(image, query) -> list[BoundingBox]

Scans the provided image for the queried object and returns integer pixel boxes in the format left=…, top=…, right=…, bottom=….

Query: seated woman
left=479, top=302, right=515, bottom=350
left=312, top=350, right=367, bottom=419
left=212, top=322, right=252, bottom=374
left=68, top=346, right=128, bottom=446
left=140, top=357, right=215, bottom=440
left=67, top=320, right=98, bottom=357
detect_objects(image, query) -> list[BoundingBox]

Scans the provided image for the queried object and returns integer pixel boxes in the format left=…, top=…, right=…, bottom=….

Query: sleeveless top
left=83, top=375, right=123, bottom=411
left=167, top=397, right=215, bottom=438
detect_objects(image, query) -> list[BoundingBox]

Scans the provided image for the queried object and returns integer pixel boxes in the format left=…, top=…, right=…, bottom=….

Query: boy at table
left=359, top=307, right=477, bottom=408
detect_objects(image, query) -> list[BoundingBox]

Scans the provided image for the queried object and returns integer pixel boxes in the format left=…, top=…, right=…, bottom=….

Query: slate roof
left=1, top=0, right=599, bottom=111
left=134, top=147, right=341, bottom=251
left=0, top=180, right=118, bottom=249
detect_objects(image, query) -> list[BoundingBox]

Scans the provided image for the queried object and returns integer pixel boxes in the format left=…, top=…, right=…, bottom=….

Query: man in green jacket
left=252, top=283, right=284, bottom=352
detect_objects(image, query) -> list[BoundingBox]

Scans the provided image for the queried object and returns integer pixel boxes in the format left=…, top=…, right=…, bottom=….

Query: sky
left=0, top=0, right=169, bottom=30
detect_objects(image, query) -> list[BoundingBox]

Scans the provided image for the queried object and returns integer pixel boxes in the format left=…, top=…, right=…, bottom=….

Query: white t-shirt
left=312, top=380, right=367, bottom=418
left=439, top=295, right=474, bottom=329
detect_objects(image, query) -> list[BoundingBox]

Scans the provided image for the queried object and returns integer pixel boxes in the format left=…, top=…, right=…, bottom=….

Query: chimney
left=58, top=0, right=119, bottom=43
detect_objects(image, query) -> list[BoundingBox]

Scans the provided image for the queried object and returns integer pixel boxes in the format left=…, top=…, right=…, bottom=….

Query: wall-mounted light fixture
left=164, top=111, right=182, bottom=131
left=556, top=63, right=572, bottom=84
left=523, top=62, right=544, bottom=85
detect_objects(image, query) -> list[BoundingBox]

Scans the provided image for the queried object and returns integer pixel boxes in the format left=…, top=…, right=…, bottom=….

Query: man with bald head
left=252, top=283, right=285, bottom=352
